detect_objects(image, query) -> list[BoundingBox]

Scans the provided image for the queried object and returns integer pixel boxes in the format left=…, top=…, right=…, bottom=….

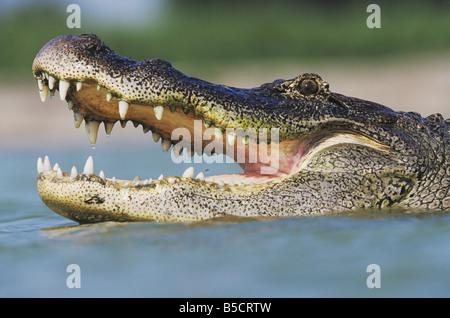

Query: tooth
left=83, top=156, right=94, bottom=175
left=182, top=167, right=194, bottom=178
left=48, top=76, right=56, bottom=90
left=152, top=132, right=161, bottom=143
left=120, top=120, right=127, bottom=128
left=76, top=81, right=83, bottom=91
left=106, top=92, right=112, bottom=102
left=70, top=166, right=78, bottom=178
left=74, top=112, right=84, bottom=128
left=158, top=174, right=164, bottom=180
left=50, top=89, right=55, bottom=99
left=97, top=84, right=101, bottom=90
left=59, top=80, right=70, bottom=100
left=214, top=127, right=223, bottom=138
left=227, top=132, right=237, bottom=145
left=39, top=83, right=49, bottom=102
left=57, top=168, right=63, bottom=178
left=37, top=78, right=43, bottom=91
left=53, top=163, right=60, bottom=171
left=204, top=120, right=212, bottom=128
left=43, top=156, right=52, bottom=172
left=118, top=101, right=129, bottom=120
left=85, top=121, right=100, bottom=145
left=195, top=172, right=205, bottom=181
left=154, top=106, right=164, bottom=120
left=133, top=121, right=139, bottom=128
left=43, top=72, right=49, bottom=80
left=133, top=176, right=141, bottom=181
left=67, top=99, right=74, bottom=110
left=37, top=157, right=44, bottom=173
left=104, top=122, right=115, bottom=135
left=172, top=146, right=182, bottom=158
left=99, top=170, right=105, bottom=180
left=143, top=126, right=150, bottom=134
left=242, top=136, right=250, bottom=145
left=161, top=138, right=171, bottom=152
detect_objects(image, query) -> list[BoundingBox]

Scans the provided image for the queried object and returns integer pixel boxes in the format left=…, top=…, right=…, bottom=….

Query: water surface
left=1, top=146, right=449, bottom=297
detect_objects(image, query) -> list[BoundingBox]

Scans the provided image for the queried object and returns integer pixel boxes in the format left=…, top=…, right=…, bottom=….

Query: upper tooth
left=161, top=139, right=171, bottom=152
left=76, top=81, right=83, bottom=91
left=106, top=92, right=112, bottom=102
left=38, top=81, right=49, bottom=102
left=48, top=76, right=56, bottom=90
left=118, top=101, right=129, bottom=120
left=152, top=132, right=161, bottom=143
left=182, top=167, right=194, bottom=178
left=214, top=127, right=223, bottom=139
left=104, top=122, right=115, bottom=135
left=59, top=80, right=70, bottom=100
left=37, top=78, right=43, bottom=90
left=83, top=156, right=94, bottom=175
left=85, top=121, right=100, bottom=145
left=67, top=99, right=74, bottom=110
left=227, top=131, right=236, bottom=145
left=195, top=172, right=205, bottom=181
left=154, top=106, right=164, bottom=120
left=74, top=112, right=84, bottom=128
left=43, top=156, right=52, bottom=172
left=37, top=157, right=44, bottom=173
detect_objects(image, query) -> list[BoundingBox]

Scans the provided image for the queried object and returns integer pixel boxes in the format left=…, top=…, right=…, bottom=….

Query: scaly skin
left=32, top=34, right=449, bottom=223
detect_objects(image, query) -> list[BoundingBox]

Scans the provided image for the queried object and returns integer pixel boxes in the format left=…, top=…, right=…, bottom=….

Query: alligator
left=32, top=34, right=449, bottom=223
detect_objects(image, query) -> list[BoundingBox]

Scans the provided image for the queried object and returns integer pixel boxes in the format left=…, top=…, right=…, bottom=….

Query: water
left=1, top=145, right=449, bottom=297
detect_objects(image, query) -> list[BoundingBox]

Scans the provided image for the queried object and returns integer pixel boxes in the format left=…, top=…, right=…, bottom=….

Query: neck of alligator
left=32, top=34, right=449, bottom=223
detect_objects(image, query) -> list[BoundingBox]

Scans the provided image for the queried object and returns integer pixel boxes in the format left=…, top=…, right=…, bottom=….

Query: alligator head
left=32, top=34, right=449, bottom=223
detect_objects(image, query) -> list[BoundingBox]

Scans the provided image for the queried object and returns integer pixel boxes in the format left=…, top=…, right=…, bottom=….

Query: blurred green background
left=0, top=0, right=448, bottom=148
left=0, top=0, right=449, bottom=79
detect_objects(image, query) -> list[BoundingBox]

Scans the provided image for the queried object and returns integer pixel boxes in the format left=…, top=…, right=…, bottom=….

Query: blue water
left=1, top=143, right=449, bottom=297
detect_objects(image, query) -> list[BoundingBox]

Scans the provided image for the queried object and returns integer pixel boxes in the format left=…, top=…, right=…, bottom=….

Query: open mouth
left=34, top=72, right=310, bottom=188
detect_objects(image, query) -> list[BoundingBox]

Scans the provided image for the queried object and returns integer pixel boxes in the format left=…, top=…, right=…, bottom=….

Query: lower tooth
left=70, top=166, right=78, bottom=178
left=182, top=167, right=194, bottom=178
left=195, top=172, right=205, bottom=181
left=43, top=156, right=52, bottom=172
left=83, top=156, right=94, bottom=175
left=99, top=170, right=105, bottom=180
left=37, top=157, right=44, bottom=173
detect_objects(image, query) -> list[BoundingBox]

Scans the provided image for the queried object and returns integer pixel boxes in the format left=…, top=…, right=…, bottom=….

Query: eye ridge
left=299, top=79, right=319, bottom=95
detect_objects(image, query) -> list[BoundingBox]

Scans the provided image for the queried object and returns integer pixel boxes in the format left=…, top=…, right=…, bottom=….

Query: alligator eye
left=299, top=79, right=319, bottom=95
